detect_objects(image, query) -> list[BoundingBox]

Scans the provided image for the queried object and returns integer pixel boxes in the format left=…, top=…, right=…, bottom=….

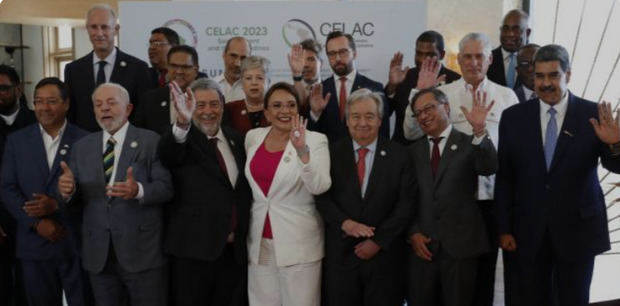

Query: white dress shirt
left=540, top=92, right=569, bottom=144
left=522, top=85, right=535, bottom=101
left=213, top=73, right=245, bottom=103
left=92, top=47, right=117, bottom=83
left=352, top=137, right=377, bottom=197
left=0, top=104, right=21, bottom=126
left=103, top=121, right=144, bottom=199
left=40, top=120, right=67, bottom=169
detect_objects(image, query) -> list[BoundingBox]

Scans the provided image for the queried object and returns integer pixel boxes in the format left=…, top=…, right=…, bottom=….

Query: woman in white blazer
left=244, top=82, right=331, bottom=306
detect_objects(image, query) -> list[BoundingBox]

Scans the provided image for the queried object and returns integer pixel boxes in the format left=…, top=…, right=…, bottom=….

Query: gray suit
left=66, top=124, right=173, bottom=306
left=407, top=128, right=497, bottom=306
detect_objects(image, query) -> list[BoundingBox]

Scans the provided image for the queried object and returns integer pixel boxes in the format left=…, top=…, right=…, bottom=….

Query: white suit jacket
left=245, top=127, right=331, bottom=266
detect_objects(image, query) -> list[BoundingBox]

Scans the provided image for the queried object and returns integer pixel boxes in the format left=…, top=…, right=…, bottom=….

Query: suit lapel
left=29, top=126, right=50, bottom=182
left=114, top=125, right=139, bottom=183
left=434, top=129, right=461, bottom=186
left=339, top=138, right=363, bottom=201
left=155, top=87, right=171, bottom=125
left=85, top=52, right=96, bottom=91
left=109, top=48, right=124, bottom=83
left=362, top=137, right=387, bottom=201
left=415, top=138, right=433, bottom=180
left=190, top=127, right=233, bottom=189
left=222, top=127, right=243, bottom=188
left=526, top=100, right=548, bottom=172
left=549, top=94, right=578, bottom=172
left=46, top=124, right=76, bottom=189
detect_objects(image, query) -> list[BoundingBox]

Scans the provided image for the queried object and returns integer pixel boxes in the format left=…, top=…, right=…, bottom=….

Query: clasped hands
left=341, top=219, right=380, bottom=260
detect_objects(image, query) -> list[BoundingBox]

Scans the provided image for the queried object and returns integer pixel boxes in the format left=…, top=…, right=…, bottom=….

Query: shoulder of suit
left=356, top=73, right=383, bottom=89
left=117, top=49, right=149, bottom=67
left=65, top=123, right=89, bottom=139
left=224, top=99, right=245, bottom=111
left=5, top=123, right=37, bottom=142
left=244, top=126, right=268, bottom=148
left=67, top=52, right=92, bottom=68
left=305, top=130, right=328, bottom=146
left=221, top=125, right=243, bottom=143
left=141, top=87, right=169, bottom=101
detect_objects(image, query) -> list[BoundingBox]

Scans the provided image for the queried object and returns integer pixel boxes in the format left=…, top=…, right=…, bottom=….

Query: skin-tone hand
left=590, top=101, right=620, bottom=145
left=106, top=167, right=138, bottom=200
left=170, top=81, right=196, bottom=129
left=0, top=225, right=6, bottom=245
left=416, top=56, right=447, bottom=90
left=23, top=193, right=58, bottom=217
left=499, top=234, right=517, bottom=252
left=290, top=114, right=310, bottom=164
left=386, top=52, right=410, bottom=94
left=460, top=89, right=495, bottom=137
left=410, top=233, right=433, bottom=261
left=58, top=161, right=75, bottom=200
left=35, top=219, right=64, bottom=242
left=341, top=219, right=375, bottom=238
left=309, top=83, right=331, bottom=117
left=354, top=239, right=381, bottom=260
left=288, top=43, right=304, bottom=78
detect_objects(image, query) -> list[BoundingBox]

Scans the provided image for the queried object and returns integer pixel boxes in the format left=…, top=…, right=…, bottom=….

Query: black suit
left=135, top=87, right=172, bottom=135
left=316, top=136, right=415, bottom=306
left=159, top=125, right=251, bottom=306
left=387, top=66, right=460, bottom=144
left=64, top=48, right=153, bottom=132
left=487, top=47, right=521, bottom=89
left=307, top=73, right=391, bottom=143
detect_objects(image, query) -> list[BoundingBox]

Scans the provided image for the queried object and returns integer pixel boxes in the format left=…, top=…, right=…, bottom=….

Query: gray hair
left=411, top=88, right=449, bottom=108
left=534, top=44, right=571, bottom=72
left=189, top=77, right=225, bottom=104
left=240, top=56, right=271, bottom=78
left=92, top=83, right=130, bottom=106
left=459, top=32, right=493, bottom=57
left=345, top=88, right=384, bottom=120
left=86, top=4, right=118, bottom=26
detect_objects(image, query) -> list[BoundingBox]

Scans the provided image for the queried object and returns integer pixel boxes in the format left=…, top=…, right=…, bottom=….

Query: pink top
left=250, top=142, right=284, bottom=239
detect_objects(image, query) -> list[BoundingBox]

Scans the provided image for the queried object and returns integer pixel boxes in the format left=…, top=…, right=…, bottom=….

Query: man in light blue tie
left=496, top=44, right=620, bottom=306
left=487, top=9, right=531, bottom=89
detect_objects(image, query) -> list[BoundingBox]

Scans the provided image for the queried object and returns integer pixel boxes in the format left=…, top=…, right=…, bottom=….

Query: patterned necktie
left=544, top=107, right=558, bottom=170
left=506, top=53, right=516, bottom=88
left=96, top=61, right=107, bottom=86
left=339, top=76, right=347, bottom=121
left=103, top=137, right=116, bottom=183
left=430, top=137, right=442, bottom=177
left=357, top=148, right=369, bottom=188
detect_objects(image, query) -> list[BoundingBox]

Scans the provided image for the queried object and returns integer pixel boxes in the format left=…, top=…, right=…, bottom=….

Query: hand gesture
left=460, top=89, right=495, bottom=136
left=354, top=239, right=381, bottom=260
left=416, top=56, right=447, bottom=90
left=58, top=161, right=75, bottom=199
left=170, top=81, right=196, bottom=128
left=410, top=233, right=433, bottom=261
left=499, top=234, right=517, bottom=252
left=341, top=219, right=375, bottom=238
left=387, top=52, right=410, bottom=93
left=309, top=83, right=331, bottom=117
left=288, top=43, right=304, bottom=78
left=35, top=219, right=64, bottom=242
left=590, top=101, right=620, bottom=145
left=106, top=167, right=138, bottom=200
left=23, top=193, right=58, bottom=217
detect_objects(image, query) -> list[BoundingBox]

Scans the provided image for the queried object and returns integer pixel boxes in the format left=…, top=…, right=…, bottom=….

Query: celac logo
left=162, top=19, right=198, bottom=47
left=282, top=19, right=316, bottom=47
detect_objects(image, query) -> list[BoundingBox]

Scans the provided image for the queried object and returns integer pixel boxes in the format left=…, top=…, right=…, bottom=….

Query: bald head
left=500, top=9, right=531, bottom=52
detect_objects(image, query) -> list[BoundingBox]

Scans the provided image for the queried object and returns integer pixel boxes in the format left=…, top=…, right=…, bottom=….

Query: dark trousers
left=169, top=243, right=247, bottom=306
left=0, top=238, right=27, bottom=306
left=516, top=232, right=594, bottom=306
left=89, top=246, right=167, bottom=306
left=323, top=260, right=405, bottom=306
left=21, top=258, right=93, bottom=306
left=407, top=247, right=478, bottom=306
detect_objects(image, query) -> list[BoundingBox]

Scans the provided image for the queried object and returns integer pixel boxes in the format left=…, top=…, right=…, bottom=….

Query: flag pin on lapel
left=120, top=61, right=127, bottom=67
left=451, top=144, right=458, bottom=151
left=161, top=101, right=167, bottom=107
left=130, top=141, right=138, bottom=148
left=380, top=150, right=386, bottom=156
left=230, top=140, right=235, bottom=146
left=241, top=109, right=247, bottom=115
left=283, top=156, right=291, bottom=163
left=59, top=149, right=67, bottom=155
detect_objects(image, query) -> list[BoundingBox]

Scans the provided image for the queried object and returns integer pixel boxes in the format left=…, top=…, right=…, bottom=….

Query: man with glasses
left=147, top=27, right=180, bottom=88
left=307, top=31, right=390, bottom=143
left=514, top=44, right=540, bottom=103
left=135, top=45, right=201, bottom=135
left=487, top=9, right=531, bottom=89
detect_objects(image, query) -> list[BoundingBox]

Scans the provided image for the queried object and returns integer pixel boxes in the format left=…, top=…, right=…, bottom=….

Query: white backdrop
left=119, top=1, right=427, bottom=84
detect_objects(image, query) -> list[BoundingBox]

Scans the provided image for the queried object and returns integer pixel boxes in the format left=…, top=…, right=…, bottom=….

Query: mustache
left=538, top=86, right=555, bottom=92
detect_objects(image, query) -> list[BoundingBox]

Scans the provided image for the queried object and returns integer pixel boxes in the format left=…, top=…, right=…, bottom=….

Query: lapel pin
left=490, top=112, right=496, bottom=116
left=130, top=141, right=138, bottom=148
left=230, top=140, right=235, bottom=146
left=59, top=149, right=67, bottom=155
left=161, top=101, right=167, bottom=107
left=241, top=109, right=247, bottom=115
left=63, top=144, right=69, bottom=148
left=380, top=150, right=386, bottom=156
left=283, top=156, right=291, bottom=163
left=120, top=61, right=127, bottom=67
left=451, top=144, right=458, bottom=151
left=563, top=130, right=573, bottom=137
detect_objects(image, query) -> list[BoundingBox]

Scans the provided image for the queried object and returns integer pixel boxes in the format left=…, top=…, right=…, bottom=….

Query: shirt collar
left=335, top=69, right=357, bottom=82
left=501, top=47, right=516, bottom=60
left=539, top=91, right=569, bottom=116
left=427, top=124, right=452, bottom=141
left=352, top=137, right=378, bottom=153
left=93, top=47, right=117, bottom=66
left=522, top=85, right=534, bottom=99
left=103, top=120, right=129, bottom=146
left=39, top=119, right=67, bottom=140
left=207, top=126, right=226, bottom=143
left=0, top=103, right=20, bottom=126
left=462, top=76, right=489, bottom=92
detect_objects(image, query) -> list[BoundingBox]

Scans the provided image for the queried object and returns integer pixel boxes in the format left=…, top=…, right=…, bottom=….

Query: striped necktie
left=103, top=137, right=117, bottom=183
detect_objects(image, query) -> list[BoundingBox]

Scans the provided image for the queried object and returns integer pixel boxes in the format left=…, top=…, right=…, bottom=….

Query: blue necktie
left=544, top=107, right=558, bottom=170
left=506, top=53, right=516, bottom=88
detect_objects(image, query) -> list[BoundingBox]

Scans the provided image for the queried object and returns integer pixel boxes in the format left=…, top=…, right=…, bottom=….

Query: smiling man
left=487, top=9, right=531, bottom=89
left=147, top=27, right=180, bottom=88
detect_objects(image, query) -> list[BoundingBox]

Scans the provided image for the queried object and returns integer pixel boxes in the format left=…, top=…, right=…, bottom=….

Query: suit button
left=545, top=184, right=550, bottom=190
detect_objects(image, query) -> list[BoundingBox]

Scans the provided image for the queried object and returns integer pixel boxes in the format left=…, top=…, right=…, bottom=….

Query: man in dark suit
left=496, top=44, right=620, bottom=306
left=135, top=45, right=200, bottom=135
left=514, top=44, right=540, bottom=103
left=386, top=30, right=461, bottom=144
left=316, top=88, right=415, bottom=306
left=307, top=31, right=390, bottom=143
left=147, top=27, right=180, bottom=88
left=487, top=9, right=531, bottom=89
left=0, top=64, right=36, bottom=306
left=64, top=4, right=153, bottom=132
left=159, top=78, right=251, bottom=306
left=1, top=77, right=91, bottom=306
left=58, top=83, right=173, bottom=306
left=407, top=88, right=497, bottom=306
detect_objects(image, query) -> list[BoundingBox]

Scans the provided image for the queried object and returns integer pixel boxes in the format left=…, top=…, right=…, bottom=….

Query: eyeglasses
left=33, top=99, right=61, bottom=106
left=148, top=41, right=169, bottom=48
left=0, top=84, right=15, bottom=93
left=168, top=63, right=195, bottom=72
left=517, top=61, right=533, bottom=68
left=412, top=103, right=440, bottom=117
left=326, top=48, right=351, bottom=59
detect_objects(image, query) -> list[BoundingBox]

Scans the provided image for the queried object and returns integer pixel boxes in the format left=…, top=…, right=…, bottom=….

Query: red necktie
left=158, top=69, right=167, bottom=88
left=209, top=138, right=236, bottom=231
left=339, top=76, right=347, bottom=121
left=430, top=137, right=442, bottom=177
left=357, top=148, right=369, bottom=187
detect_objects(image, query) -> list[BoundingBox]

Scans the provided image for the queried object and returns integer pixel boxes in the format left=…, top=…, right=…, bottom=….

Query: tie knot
left=98, top=60, right=107, bottom=68
left=208, top=137, right=219, bottom=145
left=358, top=147, right=369, bottom=158
left=107, top=137, right=116, bottom=146
left=548, top=107, right=557, bottom=116
left=430, top=137, right=443, bottom=145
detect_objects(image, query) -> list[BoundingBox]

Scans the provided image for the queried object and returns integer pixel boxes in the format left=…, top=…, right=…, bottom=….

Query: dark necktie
left=209, top=137, right=236, bottom=231
left=339, top=76, right=347, bottom=121
left=96, top=61, right=107, bottom=86
left=103, top=137, right=116, bottom=183
left=157, top=69, right=167, bottom=88
left=430, top=137, right=442, bottom=177
left=357, top=147, right=369, bottom=188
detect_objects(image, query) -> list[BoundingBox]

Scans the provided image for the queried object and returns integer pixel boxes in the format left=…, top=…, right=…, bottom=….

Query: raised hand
left=170, top=81, right=196, bottom=128
left=410, top=233, right=433, bottom=261
left=460, top=89, right=495, bottom=136
left=590, top=101, right=620, bottom=145
left=309, top=83, right=331, bottom=117
left=106, top=166, right=138, bottom=200
left=290, top=114, right=307, bottom=151
left=288, top=43, right=304, bottom=78
left=386, top=52, right=410, bottom=94
left=58, top=161, right=75, bottom=199
left=23, top=193, right=58, bottom=217
left=416, top=56, right=447, bottom=90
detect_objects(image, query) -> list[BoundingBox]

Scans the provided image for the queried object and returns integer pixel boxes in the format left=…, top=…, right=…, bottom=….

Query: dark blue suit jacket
left=307, top=73, right=391, bottom=143
left=496, top=93, right=619, bottom=262
left=0, top=123, right=87, bottom=260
